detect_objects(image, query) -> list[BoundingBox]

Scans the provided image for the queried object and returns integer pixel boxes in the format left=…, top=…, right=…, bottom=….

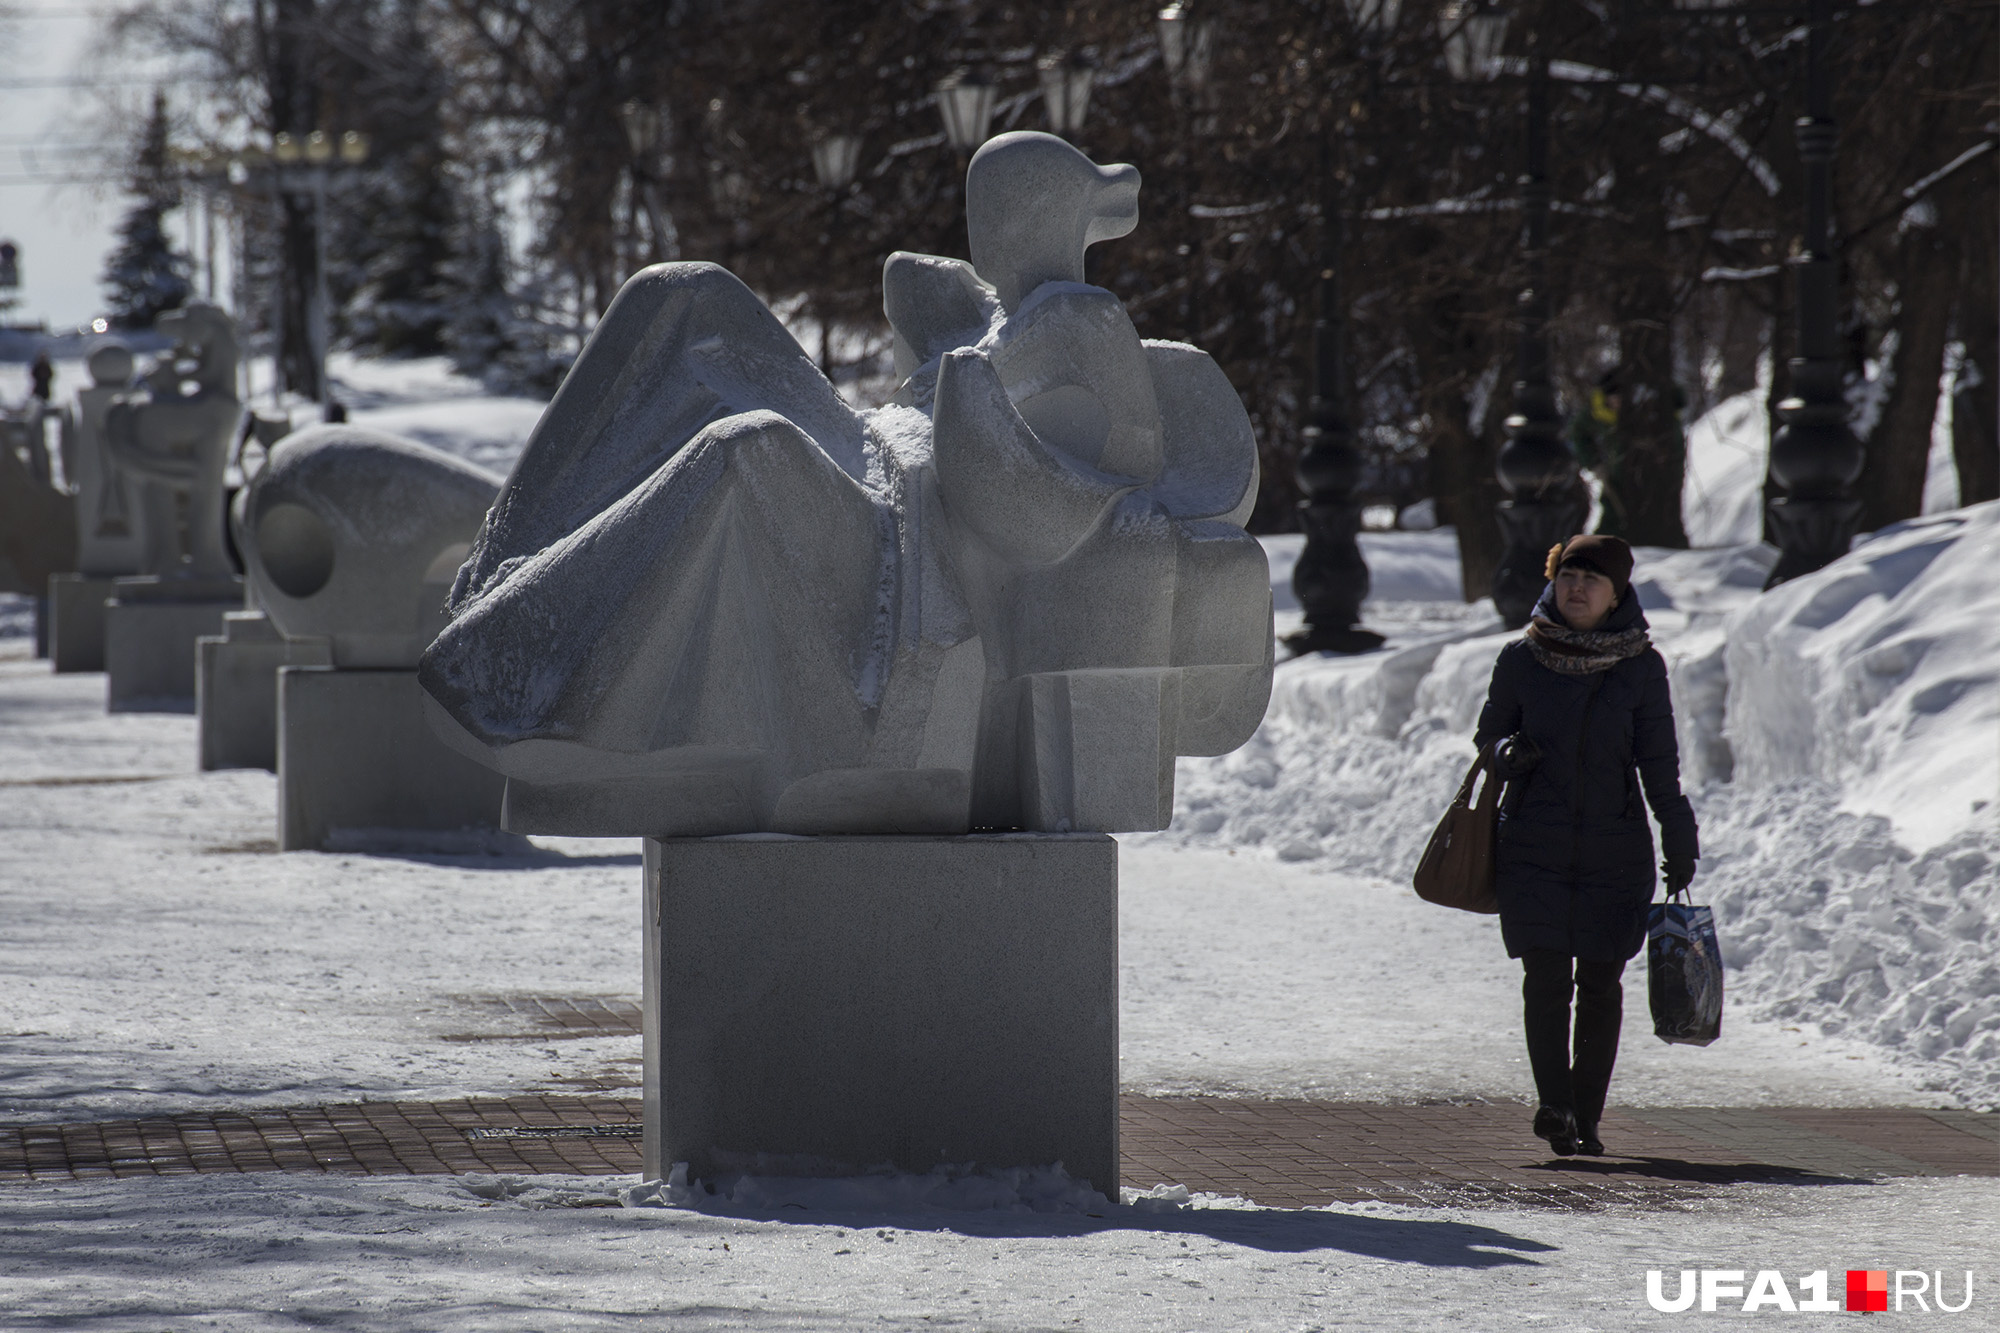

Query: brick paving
left=3, top=1098, right=1991, bottom=1211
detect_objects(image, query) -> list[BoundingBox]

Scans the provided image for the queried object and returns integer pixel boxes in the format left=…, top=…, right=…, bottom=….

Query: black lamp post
left=1286, top=0, right=1404, bottom=656
left=808, top=132, right=862, bottom=374
left=1155, top=4, right=1214, bottom=344
left=1764, top=0, right=1863, bottom=587
left=1444, top=2, right=1582, bottom=628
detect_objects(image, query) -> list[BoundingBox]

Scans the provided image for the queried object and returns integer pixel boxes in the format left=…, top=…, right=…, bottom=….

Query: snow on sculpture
left=102, top=303, right=243, bottom=580
left=419, top=131, right=1272, bottom=836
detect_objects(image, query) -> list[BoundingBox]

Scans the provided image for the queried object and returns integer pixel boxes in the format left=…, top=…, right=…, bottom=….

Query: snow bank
left=1727, top=505, right=2000, bottom=851
left=1151, top=521, right=2000, bottom=1109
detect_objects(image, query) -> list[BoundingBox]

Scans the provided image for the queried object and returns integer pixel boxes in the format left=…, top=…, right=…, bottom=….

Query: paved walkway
left=3, top=1098, right=1991, bottom=1210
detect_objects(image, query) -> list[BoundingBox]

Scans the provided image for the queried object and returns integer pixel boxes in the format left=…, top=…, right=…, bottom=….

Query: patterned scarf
left=1524, top=616, right=1650, bottom=675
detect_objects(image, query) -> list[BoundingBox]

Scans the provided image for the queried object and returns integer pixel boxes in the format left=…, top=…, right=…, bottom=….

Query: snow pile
left=624, top=1160, right=1113, bottom=1216
left=1726, top=506, right=2000, bottom=851
left=1151, top=513, right=2000, bottom=1108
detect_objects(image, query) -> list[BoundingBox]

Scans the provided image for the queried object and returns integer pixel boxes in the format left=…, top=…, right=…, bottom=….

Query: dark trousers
left=1521, top=949, right=1625, bottom=1129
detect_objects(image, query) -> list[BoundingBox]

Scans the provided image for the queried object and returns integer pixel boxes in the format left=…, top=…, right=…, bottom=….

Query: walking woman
left=1473, top=535, right=1698, bottom=1156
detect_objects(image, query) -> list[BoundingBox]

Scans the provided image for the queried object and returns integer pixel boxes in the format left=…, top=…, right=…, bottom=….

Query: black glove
left=1493, top=733, right=1542, bottom=781
left=1663, top=855, right=1697, bottom=896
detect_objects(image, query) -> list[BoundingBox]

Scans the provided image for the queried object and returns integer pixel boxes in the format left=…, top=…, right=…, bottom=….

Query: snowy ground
left=3, top=1169, right=1994, bottom=1332
left=1, top=643, right=1991, bottom=1331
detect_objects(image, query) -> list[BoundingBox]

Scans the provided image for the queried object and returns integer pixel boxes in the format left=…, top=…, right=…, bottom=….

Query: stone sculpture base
left=48, top=574, right=119, bottom=673
left=105, top=576, right=243, bottom=712
left=197, top=612, right=331, bottom=772
left=642, top=833, right=1119, bottom=1196
left=277, top=666, right=509, bottom=851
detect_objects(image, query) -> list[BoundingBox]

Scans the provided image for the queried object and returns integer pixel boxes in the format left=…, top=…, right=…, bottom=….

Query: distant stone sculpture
left=421, top=131, right=1272, bottom=836
left=239, top=423, right=510, bottom=850
left=103, top=302, right=243, bottom=580
left=60, top=342, right=150, bottom=576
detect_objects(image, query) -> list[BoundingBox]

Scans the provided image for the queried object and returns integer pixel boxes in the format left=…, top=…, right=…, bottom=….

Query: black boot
left=1533, top=1104, right=1579, bottom=1156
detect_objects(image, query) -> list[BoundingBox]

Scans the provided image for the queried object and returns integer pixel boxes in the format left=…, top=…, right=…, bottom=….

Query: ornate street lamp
left=810, top=133, right=863, bottom=192
left=1440, top=0, right=1511, bottom=82
left=934, top=70, right=997, bottom=154
left=1037, top=52, right=1095, bottom=139
left=619, top=100, right=662, bottom=158
left=1288, top=0, right=1404, bottom=655
left=1441, top=4, right=1579, bottom=628
left=1764, top=0, right=1863, bottom=587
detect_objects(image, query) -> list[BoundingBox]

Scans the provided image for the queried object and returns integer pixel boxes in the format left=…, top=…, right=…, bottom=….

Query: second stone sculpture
left=419, top=131, right=1272, bottom=836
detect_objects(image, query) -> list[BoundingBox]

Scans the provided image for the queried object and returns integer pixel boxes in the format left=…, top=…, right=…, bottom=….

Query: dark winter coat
left=1473, top=583, right=1699, bottom=962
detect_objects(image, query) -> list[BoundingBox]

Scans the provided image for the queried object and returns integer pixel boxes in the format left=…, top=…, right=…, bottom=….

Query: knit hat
left=1542, top=534, right=1634, bottom=596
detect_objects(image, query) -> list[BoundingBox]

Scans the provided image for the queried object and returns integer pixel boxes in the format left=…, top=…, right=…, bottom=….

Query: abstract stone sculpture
left=237, top=423, right=510, bottom=850
left=243, top=424, right=502, bottom=668
left=102, top=302, right=243, bottom=580
left=48, top=343, right=151, bottom=673
left=421, top=131, right=1272, bottom=836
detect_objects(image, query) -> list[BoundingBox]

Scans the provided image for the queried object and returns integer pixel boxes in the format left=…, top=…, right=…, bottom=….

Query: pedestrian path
left=3, top=1097, right=1991, bottom=1211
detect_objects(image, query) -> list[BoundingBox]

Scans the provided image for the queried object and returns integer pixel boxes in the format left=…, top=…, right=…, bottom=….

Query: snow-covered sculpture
left=420, top=131, right=1272, bottom=836
left=241, top=424, right=502, bottom=668
left=60, top=342, right=150, bottom=576
left=102, top=302, right=243, bottom=580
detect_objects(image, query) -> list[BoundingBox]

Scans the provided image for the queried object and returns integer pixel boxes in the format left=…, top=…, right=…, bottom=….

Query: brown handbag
left=1412, top=745, right=1502, bottom=914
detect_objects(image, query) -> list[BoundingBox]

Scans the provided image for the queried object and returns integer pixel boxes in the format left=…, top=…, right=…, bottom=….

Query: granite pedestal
left=197, top=611, right=332, bottom=771
left=105, top=576, right=242, bottom=712
left=642, top=834, right=1119, bottom=1195
left=277, top=666, right=508, bottom=851
left=48, top=574, right=118, bottom=673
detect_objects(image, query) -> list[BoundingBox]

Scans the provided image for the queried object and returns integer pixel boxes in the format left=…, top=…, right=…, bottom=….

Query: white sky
left=0, top=0, right=189, bottom=330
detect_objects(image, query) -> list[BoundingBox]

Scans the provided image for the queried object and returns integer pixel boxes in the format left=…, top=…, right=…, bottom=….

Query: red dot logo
left=1846, top=1270, right=1888, bottom=1313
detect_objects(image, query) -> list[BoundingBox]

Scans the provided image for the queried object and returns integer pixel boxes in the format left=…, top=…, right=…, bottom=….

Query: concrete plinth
left=277, top=667, right=509, bottom=851
left=48, top=574, right=119, bottom=673
left=197, top=612, right=332, bottom=771
left=105, top=577, right=242, bottom=712
left=642, top=834, right=1119, bottom=1196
